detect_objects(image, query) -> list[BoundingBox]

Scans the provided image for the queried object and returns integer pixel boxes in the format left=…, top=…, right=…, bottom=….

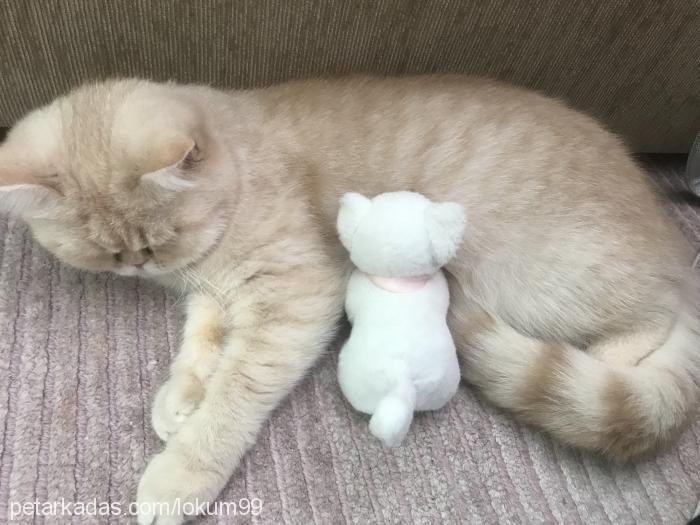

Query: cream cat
left=0, top=76, right=698, bottom=524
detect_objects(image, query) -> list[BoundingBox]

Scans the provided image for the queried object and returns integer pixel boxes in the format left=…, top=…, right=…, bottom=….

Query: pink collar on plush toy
left=365, top=273, right=433, bottom=293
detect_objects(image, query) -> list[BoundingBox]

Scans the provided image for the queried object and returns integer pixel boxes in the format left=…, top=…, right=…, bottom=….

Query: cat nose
left=115, top=247, right=152, bottom=267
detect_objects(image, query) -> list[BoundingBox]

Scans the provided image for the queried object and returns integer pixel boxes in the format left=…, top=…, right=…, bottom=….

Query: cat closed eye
left=36, top=173, right=62, bottom=190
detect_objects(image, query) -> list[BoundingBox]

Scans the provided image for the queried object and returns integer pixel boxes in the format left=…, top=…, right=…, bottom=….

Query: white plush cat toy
left=336, top=191, right=467, bottom=446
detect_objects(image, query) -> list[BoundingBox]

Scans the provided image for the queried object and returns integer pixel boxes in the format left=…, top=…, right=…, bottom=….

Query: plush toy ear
left=140, top=134, right=199, bottom=191
left=424, top=201, right=467, bottom=266
left=336, top=192, right=372, bottom=250
left=0, top=150, right=58, bottom=217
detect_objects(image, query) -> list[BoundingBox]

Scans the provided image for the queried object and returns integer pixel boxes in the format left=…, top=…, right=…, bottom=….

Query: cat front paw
left=136, top=447, right=225, bottom=525
left=151, top=372, right=205, bottom=441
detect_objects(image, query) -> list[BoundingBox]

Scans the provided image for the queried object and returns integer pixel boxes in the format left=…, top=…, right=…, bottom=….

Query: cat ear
left=337, top=192, right=372, bottom=250
left=0, top=152, right=58, bottom=217
left=140, top=134, right=199, bottom=192
left=424, top=201, right=467, bottom=266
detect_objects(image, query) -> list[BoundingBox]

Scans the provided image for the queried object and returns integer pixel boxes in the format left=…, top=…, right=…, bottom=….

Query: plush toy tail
left=369, top=374, right=416, bottom=447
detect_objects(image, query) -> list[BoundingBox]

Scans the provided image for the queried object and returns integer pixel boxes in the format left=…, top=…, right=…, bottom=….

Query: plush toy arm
left=369, top=368, right=416, bottom=446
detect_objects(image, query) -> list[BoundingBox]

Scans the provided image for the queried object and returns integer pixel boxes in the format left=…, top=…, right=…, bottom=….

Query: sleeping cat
left=0, top=76, right=697, bottom=524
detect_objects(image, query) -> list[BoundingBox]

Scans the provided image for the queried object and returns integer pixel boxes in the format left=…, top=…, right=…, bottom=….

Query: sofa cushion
left=0, top=1, right=698, bottom=152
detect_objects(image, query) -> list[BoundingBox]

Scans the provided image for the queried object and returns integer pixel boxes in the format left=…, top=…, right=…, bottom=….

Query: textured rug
left=0, top=156, right=697, bottom=524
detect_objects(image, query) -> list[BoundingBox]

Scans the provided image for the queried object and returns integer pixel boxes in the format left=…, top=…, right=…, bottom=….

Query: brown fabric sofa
left=1, top=3, right=699, bottom=524
left=0, top=1, right=698, bottom=152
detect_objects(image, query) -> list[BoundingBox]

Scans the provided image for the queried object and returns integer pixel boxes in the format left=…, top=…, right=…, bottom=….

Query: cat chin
left=113, top=266, right=144, bottom=278
left=113, top=263, right=171, bottom=278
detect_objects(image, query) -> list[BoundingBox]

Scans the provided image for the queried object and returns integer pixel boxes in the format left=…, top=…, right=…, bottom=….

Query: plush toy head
left=337, top=191, right=466, bottom=277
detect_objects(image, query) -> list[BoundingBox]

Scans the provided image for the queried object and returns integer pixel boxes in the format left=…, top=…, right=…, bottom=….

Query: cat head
left=0, top=80, right=232, bottom=277
left=337, top=191, right=466, bottom=277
